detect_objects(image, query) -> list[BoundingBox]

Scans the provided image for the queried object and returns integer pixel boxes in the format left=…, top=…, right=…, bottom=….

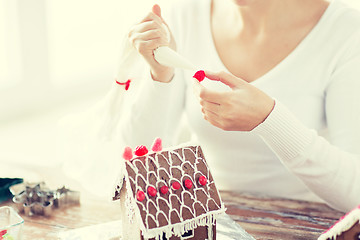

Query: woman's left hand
left=195, top=71, right=275, bottom=131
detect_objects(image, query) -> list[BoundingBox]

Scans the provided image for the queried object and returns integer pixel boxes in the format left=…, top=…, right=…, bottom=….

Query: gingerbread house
left=318, top=205, right=360, bottom=240
left=113, top=139, right=225, bottom=240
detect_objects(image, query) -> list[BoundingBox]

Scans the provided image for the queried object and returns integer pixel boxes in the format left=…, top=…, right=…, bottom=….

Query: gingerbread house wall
left=119, top=185, right=142, bottom=240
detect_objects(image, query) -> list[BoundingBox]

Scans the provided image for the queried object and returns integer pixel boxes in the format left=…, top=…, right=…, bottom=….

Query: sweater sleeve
left=252, top=34, right=360, bottom=212
left=120, top=67, right=186, bottom=148
left=118, top=2, right=188, bottom=148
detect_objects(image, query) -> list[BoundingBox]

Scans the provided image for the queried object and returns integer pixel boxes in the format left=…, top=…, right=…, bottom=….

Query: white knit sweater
left=121, top=0, right=360, bottom=212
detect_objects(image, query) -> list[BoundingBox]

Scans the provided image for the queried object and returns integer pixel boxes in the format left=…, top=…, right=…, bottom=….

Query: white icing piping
left=128, top=147, right=223, bottom=224
left=123, top=169, right=147, bottom=231
left=112, top=158, right=127, bottom=199
left=195, top=146, right=226, bottom=212
left=208, top=222, right=213, bottom=240
left=318, top=208, right=360, bottom=240
left=142, top=208, right=226, bottom=240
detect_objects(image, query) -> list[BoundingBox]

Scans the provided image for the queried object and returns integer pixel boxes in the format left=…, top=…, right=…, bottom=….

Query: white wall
left=0, top=0, right=172, bottom=122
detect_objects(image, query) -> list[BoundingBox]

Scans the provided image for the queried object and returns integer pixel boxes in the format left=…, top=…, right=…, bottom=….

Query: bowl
left=0, top=178, right=23, bottom=204
left=0, top=206, right=24, bottom=240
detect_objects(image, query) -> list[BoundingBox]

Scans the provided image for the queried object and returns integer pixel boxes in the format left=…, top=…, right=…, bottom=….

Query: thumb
left=204, top=70, right=246, bottom=89
left=152, top=4, right=162, bottom=19
left=152, top=4, right=172, bottom=43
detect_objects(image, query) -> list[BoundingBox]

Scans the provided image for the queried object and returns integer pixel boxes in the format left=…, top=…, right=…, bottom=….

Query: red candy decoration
left=193, top=70, right=206, bottom=82
left=184, top=179, right=193, bottom=189
left=147, top=186, right=157, bottom=197
left=116, top=79, right=131, bottom=91
left=171, top=181, right=181, bottom=190
left=160, top=185, right=169, bottom=194
left=122, top=146, right=133, bottom=161
left=134, top=145, right=148, bottom=156
left=151, top=138, right=163, bottom=152
left=198, top=176, right=207, bottom=186
left=0, top=230, right=7, bottom=237
left=136, top=190, right=145, bottom=201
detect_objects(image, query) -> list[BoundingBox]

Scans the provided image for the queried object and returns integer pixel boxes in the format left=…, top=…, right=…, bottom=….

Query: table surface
left=1, top=191, right=344, bottom=240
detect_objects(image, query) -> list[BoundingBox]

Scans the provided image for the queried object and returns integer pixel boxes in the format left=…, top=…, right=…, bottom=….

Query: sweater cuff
left=131, top=68, right=180, bottom=118
left=143, top=70, right=176, bottom=94
left=251, top=100, right=316, bottom=162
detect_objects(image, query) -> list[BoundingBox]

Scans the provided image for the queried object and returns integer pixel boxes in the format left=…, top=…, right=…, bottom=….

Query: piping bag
left=98, top=19, right=198, bottom=139
left=98, top=43, right=198, bottom=140
left=58, top=40, right=200, bottom=197
left=153, top=46, right=197, bottom=71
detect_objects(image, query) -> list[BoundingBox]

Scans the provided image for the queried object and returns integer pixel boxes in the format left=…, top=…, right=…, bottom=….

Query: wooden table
left=0, top=191, right=344, bottom=240
left=221, top=191, right=344, bottom=240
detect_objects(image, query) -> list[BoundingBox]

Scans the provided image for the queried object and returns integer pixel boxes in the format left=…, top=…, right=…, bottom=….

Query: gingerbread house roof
left=318, top=205, right=360, bottom=240
left=113, top=144, right=225, bottom=239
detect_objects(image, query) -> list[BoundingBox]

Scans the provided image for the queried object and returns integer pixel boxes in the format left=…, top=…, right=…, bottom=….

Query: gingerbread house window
left=182, top=230, right=194, bottom=239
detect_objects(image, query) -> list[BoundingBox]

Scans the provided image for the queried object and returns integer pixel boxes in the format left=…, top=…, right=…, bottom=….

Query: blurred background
left=1, top=0, right=360, bottom=192
left=0, top=0, right=172, bottom=192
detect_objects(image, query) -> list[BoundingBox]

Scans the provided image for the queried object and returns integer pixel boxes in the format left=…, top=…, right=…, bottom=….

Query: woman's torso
left=167, top=0, right=358, bottom=201
left=210, top=0, right=330, bottom=83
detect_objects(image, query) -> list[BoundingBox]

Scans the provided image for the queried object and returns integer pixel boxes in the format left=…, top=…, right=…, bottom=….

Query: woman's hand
left=195, top=71, right=275, bottom=131
left=128, top=4, right=176, bottom=83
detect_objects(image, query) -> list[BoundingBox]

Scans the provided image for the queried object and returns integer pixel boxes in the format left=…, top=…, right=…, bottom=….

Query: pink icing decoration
left=151, top=138, right=163, bottom=152
left=123, top=147, right=133, bottom=161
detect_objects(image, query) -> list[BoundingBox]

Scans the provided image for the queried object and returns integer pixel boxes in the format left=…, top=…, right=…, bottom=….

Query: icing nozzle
left=153, top=46, right=197, bottom=71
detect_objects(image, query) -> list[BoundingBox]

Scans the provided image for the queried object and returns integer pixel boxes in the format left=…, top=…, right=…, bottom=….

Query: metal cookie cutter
left=11, top=182, right=80, bottom=217
left=53, top=186, right=80, bottom=208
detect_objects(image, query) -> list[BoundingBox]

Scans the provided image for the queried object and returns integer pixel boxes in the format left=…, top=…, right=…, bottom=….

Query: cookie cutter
left=11, top=182, right=80, bottom=217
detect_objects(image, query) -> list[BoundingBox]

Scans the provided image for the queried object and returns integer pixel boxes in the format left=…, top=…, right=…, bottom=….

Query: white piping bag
left=154, top=46, right=198, bottom=71
left=154, top=23, right=198, bottom=71
left=97, top=38, right=138, bottom=140
left=58, top=42, right=199, bottom=197
left=99, top=43, right=198, bottom=140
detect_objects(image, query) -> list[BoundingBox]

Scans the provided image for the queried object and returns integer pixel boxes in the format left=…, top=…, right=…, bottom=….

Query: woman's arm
left=252, top=100, right=360, bottom=212
left=128, top=4, right=175, bottom=83
left=120, top=5, right=186, bottom=148
left=252, top=32, right=360, bottom=212
left=120, top=68, right=186, bottom=148
left=196, top=50, right=360, bottom=211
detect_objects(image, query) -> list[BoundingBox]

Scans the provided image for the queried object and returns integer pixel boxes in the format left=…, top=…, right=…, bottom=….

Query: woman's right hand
left=128, top=4, right=176, bottom=83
